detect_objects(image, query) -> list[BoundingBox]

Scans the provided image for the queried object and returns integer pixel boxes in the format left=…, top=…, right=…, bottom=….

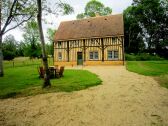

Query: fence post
left=13, top=61, right=14, bottom=67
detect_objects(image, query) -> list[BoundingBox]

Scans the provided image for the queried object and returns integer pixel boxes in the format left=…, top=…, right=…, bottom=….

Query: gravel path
left=0, top=66, right=168, bottom=126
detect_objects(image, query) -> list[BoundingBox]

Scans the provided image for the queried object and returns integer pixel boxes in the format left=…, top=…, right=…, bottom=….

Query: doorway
left=77, top=52, right=83, bottom=65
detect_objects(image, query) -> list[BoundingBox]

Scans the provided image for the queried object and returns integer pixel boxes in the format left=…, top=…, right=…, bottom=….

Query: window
left=90, top=51, right=98, bottom=60
left=108, top=50, right=118, bottom=60
left=114, top=51, right=118, bottom=59
left=58, top=52, right=62, bottom=60
left=90, top=52, right=93, bottom=59
left=108, top=51, right=113, bottom=59
left=94, top=52, right=98, bottom=59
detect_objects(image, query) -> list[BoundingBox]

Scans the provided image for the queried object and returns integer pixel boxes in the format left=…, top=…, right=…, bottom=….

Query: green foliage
left=0, top=59, right=101, bottom=98
left=76, top=13, right=85, bottom=19
left=47, top=28, right=56, bottom=41
left=124, top=0, right=168, bottom=58
left=57, top=2, right=74, bottom=15
left=1, top=0, right=37, bottom=35
left=23, top=43, right=41, bottom=58
left=22, top=20, right=41, bottom=58
left=123, top=6, right=145, bottom=53
left=2, top=35, right=17, bottom=60
left=16, top=42, right=25, bottom=56
left=1, top=0, right=73, bottom=35
left=46, top=28, right=56, bottom=56
left=76, top=0, right=112, bottom=19
left=125, top=53, right=164, bottom=61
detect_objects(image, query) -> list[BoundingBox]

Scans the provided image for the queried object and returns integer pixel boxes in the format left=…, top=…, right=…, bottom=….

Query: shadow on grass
left=0, top=92, right=22, bottom=99
left=0, top=81, right=102, bottom=99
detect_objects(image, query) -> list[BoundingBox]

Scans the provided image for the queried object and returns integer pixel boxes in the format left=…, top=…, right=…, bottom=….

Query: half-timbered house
left=54, top=14, right=124, bottom=66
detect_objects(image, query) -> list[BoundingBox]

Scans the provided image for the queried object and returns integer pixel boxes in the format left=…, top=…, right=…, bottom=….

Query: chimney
left=95, top=12, right=100, bottom=17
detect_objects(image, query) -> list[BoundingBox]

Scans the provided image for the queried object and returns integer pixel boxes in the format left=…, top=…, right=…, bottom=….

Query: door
left=77, top=52, right=83, bottom=65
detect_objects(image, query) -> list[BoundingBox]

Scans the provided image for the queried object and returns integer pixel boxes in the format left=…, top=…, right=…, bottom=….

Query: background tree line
left=2, top=21, right=55, bottom=60
left=124, top=0, right=168, bottom=59
left=2, top=0, right=168, bottom=61
left=76, top=0, right=168, bottom=59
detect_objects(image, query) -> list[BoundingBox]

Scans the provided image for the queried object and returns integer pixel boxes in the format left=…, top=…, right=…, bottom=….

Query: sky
left=5, top=0, right=133, bottom=42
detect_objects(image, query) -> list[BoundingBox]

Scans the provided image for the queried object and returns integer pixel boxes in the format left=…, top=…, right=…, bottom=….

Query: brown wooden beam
left=122, top=37, right=125, bottom=65
left=67, top=41, right=70, bottom=62
left=101, top=38, right=104, bottom=62
left=83, top=39, right=86, bottom=61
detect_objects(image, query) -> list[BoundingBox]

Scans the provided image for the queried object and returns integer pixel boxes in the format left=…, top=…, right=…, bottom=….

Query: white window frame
left=89, top=51, right=99, bottom=60
left=107, top=50, right=119, bottom=60
left=114, top=51, right=119, bottom=59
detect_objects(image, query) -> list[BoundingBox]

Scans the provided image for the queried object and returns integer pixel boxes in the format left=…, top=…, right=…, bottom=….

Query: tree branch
left=3, top=16, right=32, bottom=35
left=1, top=0, right=18, bottom=34
left=13, top=13, right=29, bottom=16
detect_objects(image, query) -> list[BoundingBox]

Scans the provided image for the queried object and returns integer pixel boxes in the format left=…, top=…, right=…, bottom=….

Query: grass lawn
left=126, top=61, right=168, bottom=88
left=0, top=58, right=102, bottom=99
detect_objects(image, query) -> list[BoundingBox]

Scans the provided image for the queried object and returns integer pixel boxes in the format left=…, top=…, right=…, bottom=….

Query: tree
left=123, top=6, right=145, bottom=53
left=37, top=0, right=74, bottom=88
left=76, top=0, right=112, bottom=19
left=0, top=0, right=37, bottom=76
left=2, top=34, right=17, bottom=60
left=0, top=0, right=73, bottom=83
left=22, top=20, right=41, bottom=58
left=16, top=42, right=25, bottom=57
left=46, top=28, right=56, bottom=56
left=132, top=0, right=168, bottom=55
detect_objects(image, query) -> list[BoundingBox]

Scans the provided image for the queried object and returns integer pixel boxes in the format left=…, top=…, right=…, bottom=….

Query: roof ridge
left=60, top=13, right=123, bottom=23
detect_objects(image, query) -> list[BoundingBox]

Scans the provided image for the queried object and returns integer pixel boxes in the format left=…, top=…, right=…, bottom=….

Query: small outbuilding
left=54, top=14, right=124, bottom=66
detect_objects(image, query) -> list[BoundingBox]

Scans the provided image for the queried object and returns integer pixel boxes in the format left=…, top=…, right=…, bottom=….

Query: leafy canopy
left=22, top=20, right=41, bottom=58
left=123, top=6, right=145, bottom=53
left=1, top=0, right=74, bottom=36
left=123, top=0, right=168, bottom=58
left=2, top=35, right=17, bottom=60
left=77, top=0, right=112, bottom=19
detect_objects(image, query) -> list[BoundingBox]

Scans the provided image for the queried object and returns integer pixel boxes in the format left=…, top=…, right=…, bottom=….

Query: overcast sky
left=5, top=0, right=133, bottom=42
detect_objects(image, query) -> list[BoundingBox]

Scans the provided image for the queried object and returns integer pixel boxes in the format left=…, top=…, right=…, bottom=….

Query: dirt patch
left=0, top=66, right=168, bottom=126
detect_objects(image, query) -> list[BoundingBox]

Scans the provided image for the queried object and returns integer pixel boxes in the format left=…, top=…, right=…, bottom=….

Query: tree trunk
left=37, top=0, right=51, bottom=88
left=0, top=37, right=4, bottom=77
left=0, top=0, right=4, bottom=77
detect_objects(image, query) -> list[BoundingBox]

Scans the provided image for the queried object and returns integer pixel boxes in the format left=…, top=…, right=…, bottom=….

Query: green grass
left=4, top=57, right=53, bottom=68
left=0, top=58, right=102, bottom=99
left=156, top=75, right=168, bottom=89
left=126, top=61, right=168, bottom=88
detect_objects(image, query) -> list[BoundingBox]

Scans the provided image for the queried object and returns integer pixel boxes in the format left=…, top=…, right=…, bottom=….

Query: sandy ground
left=0, top=66, right=168, bottom=126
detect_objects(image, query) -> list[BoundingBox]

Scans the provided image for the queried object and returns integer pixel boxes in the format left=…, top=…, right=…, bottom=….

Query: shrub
left=125, top=53, right=164, bottom=61
left=3, top=50, right=15, bottom=60
left=125, top=53, right=136, bottom=61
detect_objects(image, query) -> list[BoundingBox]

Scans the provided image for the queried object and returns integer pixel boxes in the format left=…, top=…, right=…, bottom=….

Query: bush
left=125, top=53, right=136, bottom=61
left=3, top=50, right=15, bottom=60
left=125, top=53, right=164, bottom=61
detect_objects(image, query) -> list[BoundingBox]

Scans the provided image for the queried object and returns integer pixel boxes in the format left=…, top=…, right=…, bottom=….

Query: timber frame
left=54, top=36, right=124, bottom=66
left=54, top=14, right=124, bottom=66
